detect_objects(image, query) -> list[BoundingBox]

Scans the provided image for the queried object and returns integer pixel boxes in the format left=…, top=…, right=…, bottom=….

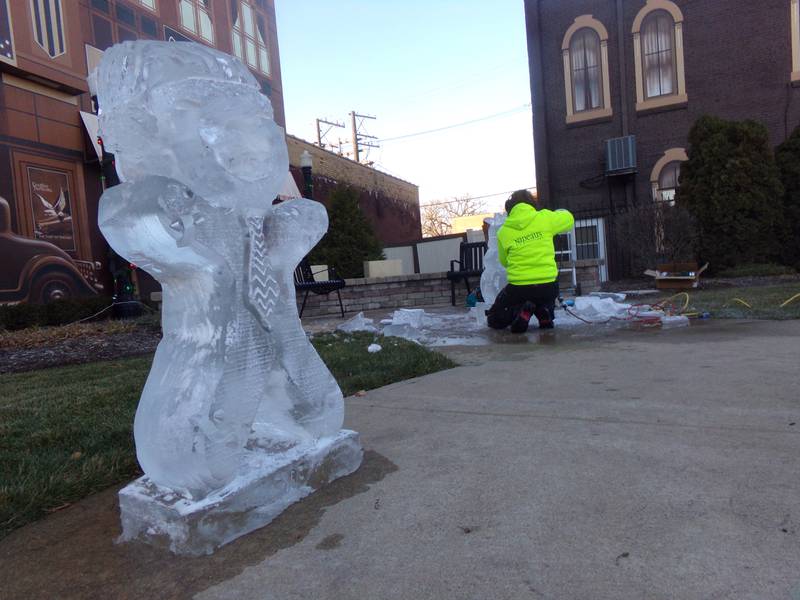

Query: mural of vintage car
left=0, top=196, right=104, bottom=304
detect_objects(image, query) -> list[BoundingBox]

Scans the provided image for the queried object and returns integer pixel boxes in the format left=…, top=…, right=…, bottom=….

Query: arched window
left=232, top=0, right=270, bottom=76
left=657, top=162, right=681, bottom=202
left=792, top=0, right=800, bottom=82
left=632, top=0, right=687, bottom=111
left=650, top=148, right=688, bottom=204
left=570, top=29, right=602, bottom=113
left=642, top=11, right=675, bottom=99
left=179, top=0, right=213, bottom=44
left=561, top=15, right=612, bottom=124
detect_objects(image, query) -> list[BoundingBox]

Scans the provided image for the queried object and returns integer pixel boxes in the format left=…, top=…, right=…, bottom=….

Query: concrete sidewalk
left=200, top=320, right=800, bottom=600
left=2, top=320, right=800, bottom=599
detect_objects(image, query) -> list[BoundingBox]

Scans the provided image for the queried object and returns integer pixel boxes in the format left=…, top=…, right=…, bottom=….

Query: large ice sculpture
left=93, top=41, right=362, bottom=554
left=479, top=213, right=507, bottom=307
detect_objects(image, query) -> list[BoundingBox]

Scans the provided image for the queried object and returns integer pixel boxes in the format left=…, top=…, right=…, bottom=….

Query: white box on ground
left=364, top=259, right=403, bottom=278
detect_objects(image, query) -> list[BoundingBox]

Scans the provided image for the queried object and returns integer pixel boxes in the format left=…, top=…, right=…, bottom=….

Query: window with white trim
left=555, top=218, right=609, bottom=283
left=656, top=161, right=681, bottom=203
left=138, top=0, right=156, bottom=10
left=232, top=0, right=270, bottom=76
left=574, top=224, right=600, bottom=260
left=179, top=0, right=213, bottom=44
left=650, top=148, right=687, bottom=205
left=570, top=28, right=603, bottom=112
left=561, top=15, right=612, bottom=124
left=554, top=233, right=572, bottom=265
left=642, top=11, right=675, bottom=99
left=632, top=0, right=687, bottom=111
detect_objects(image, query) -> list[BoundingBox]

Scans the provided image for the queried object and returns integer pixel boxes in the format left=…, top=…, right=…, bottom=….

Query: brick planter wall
left=297, top=273, right=454, bottom=318
left=298, top=263, right=604, bottom=319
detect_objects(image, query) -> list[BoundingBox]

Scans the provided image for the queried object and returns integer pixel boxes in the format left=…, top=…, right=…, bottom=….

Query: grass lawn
left=654, top=282, right=800, bottom=320
left=0, top=332, right=455, bottom=540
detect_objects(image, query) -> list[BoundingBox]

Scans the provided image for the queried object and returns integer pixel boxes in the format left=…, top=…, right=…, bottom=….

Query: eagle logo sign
left=36, top=188, right=71, bottom=223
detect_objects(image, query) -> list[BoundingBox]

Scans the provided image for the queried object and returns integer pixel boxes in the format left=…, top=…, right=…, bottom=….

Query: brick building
left=524, top=0, right=800, bottom=279
left=0, top=0, right=419, bottom=305
left=286, top=135, right=421, bottom=245
left=0, top=0, right=284, bottom=303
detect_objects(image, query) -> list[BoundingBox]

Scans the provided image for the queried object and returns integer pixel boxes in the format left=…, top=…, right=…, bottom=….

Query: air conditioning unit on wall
left=605, top=135, right=637, bottom=175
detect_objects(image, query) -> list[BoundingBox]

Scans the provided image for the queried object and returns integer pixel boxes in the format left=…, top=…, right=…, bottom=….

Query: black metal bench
left=446, top=241, right=487, bottom=306
left=294, top=258, right=346, bottom=318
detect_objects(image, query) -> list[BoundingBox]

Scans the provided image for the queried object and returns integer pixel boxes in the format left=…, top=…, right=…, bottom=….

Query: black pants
left=486, top=281, right=559, bottom=330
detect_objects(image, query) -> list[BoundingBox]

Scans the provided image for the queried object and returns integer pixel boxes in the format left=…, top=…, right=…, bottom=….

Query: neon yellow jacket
left=497, top=204, right=575, bottom=285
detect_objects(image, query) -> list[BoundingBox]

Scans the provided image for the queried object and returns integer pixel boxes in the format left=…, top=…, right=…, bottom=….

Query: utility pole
left=315, top=118, right=345, bottom=152
left=349, top=111, right=379, bottom=164
left=350, top=111, right=359, bottom=163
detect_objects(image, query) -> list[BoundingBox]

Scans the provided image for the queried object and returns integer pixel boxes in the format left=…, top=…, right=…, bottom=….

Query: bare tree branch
left=420, top=195, right=486, bottom=237
left=441, top=195, right=485, bottom=219
left=421, top=204, right=451, bottom=237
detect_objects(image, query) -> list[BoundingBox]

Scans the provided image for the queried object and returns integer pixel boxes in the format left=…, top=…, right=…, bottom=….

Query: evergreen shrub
left=309, top=186, right=384, bottom=278
left=676, top=116, right=787, bottom=273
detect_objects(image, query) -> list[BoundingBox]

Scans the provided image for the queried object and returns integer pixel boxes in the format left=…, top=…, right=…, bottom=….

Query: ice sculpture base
left=117, top=430, right=363, bottom=555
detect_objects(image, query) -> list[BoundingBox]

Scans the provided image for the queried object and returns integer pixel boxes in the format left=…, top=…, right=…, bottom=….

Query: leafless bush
left=616, top=203, right=698, bottom=273
left=421, top=195, right=485, bottom=237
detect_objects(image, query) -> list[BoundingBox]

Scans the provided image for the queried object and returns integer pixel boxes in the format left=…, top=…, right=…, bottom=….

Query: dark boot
left=510, top=301, right=535, bottom=334
left=534, top=305, right=554, bottom=329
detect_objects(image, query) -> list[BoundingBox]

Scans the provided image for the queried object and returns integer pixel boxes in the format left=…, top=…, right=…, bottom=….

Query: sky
left=275, top=0, right=535, bottom=214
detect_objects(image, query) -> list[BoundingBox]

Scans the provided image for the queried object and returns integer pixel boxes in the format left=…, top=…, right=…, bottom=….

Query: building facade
left=286, top=135, right=421, bottom=245
left=525, top=0, right=800, bottom=278
left=0, top=0, right=285, bottom=303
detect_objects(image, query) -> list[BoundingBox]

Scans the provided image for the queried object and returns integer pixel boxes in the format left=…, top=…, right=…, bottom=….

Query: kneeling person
left=487, top=190, right=574, bottom=333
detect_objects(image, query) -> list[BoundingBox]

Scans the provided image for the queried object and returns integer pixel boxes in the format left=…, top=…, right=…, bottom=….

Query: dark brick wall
left=526, top=0, right=800, bottom=212
left=288, top=169, right=422, bottom=248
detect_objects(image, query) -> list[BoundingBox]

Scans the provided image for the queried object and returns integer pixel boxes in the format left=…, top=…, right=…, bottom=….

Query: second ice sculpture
left=480, top=213, right=507, bottom=307
left=94, top=40, right=362, bottom=554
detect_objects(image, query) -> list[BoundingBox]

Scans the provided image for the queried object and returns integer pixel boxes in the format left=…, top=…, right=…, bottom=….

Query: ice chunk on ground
left=338, top=312, right=378, bottom=333
left=471, top=302, right=489, bottom=328
left=382, top=323, right=425, bottom=343
left=390, top=308, right=426, bottom=328
left=375, top=293, right=691, bottom=347
left=573, top=296, right=632, bottom=319
left=589, top=291, right=627, bottom=303
left=660, top=315, right=690, bottom=329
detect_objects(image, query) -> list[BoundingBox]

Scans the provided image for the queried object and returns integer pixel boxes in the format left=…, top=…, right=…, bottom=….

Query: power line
left=421, top=186, right=537, bottom=208
left=372, top=162, right=406, bottom=179
left=378, top=104, right=532, bottom=143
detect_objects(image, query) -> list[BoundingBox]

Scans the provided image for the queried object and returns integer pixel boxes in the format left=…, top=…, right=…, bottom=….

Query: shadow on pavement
left=0, top=450, right=398, bottom=600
